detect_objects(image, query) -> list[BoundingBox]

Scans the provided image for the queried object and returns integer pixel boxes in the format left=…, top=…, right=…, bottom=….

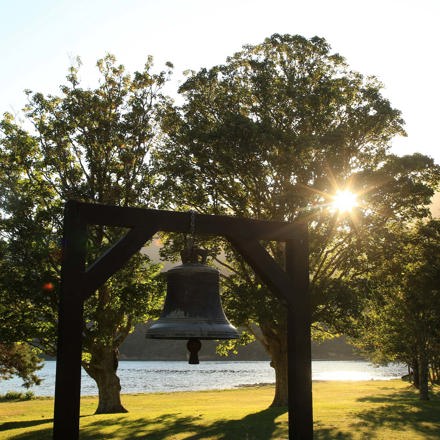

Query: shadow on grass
left=0, top=418, right=53, bottom=431
left=79, top=407, right=287, bottom=439
left=80, top=408, right=354, bottom=439
left=351, top=387, right=440, bottom=439
left=0, top=409, right=357, bottom=440
left=313, top=427, right=354, bottom=439
left=0, top=416, right=356, bottom=440
left=7, top=391, right=436, bottom=440
left=2, top=409, right=287, bottom=440
left=0, top=421, right=53, bottom=440
left=1, top=415, right=93, bottom=440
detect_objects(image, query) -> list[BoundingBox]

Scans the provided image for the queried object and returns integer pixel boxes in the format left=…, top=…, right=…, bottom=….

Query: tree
left=0, top=55, right=169, bottom=413
left=353, top=220, right=440, bottom=400
left=157, top=34, right=440, bottom=406
left=0, top=235, right=44, bottom=389
left=0, top=343, right=42, bottom=389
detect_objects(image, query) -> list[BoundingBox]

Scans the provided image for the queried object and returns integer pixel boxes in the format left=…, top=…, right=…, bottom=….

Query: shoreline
left=0, top=360, right=408, bottom=397
left=1, top=379, right=410, bottom=401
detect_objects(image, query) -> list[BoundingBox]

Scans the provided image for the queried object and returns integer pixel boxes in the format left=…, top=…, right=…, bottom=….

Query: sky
left=1, top=0, right=439, bottom=164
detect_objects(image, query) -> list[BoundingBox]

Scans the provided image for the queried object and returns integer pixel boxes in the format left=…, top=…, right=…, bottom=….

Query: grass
left=0, top=380, right=439, bottom=439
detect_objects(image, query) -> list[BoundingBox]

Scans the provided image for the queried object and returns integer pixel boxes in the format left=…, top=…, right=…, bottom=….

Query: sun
left=331, top=190, right=358, bottom=213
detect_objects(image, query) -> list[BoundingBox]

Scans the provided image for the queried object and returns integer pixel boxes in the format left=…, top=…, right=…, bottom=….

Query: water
left=0, top=360, right=407, bottom=397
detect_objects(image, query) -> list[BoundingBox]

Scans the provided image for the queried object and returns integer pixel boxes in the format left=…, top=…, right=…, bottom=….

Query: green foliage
left=216, top=329, right=255, bottom=357
left=0, top=390, right=35, bottom=401
left=156, top=33, right=440, bottom=405
left=157, top=32, right=439, bottom=334
left=0, top=54, right=170, bottom=408
left=352, top=220, right=440, bottom=398
left=1, top=34, right=439, bottom=410
left=0, top=343, right=42, bottom=388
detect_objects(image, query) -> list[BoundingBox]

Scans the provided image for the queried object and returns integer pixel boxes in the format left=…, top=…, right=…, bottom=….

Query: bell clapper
left=187, top=338, right=202, bottom=364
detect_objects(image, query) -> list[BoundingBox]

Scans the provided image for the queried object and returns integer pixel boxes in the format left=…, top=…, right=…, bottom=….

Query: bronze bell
left=146, top=248, right=239, bottom=364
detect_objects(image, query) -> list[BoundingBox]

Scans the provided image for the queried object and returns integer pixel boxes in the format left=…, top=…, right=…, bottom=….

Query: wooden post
left=286, top=226, right=313, bottom=439
left=53, top=201, right=87, bottom=439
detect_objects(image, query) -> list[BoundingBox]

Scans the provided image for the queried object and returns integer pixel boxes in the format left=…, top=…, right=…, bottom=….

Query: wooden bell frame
left=53, top=200, right=312, bottom=439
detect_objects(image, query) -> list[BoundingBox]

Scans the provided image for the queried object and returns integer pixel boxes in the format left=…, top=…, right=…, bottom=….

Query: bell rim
left=146, top=321, right=240, bottom=340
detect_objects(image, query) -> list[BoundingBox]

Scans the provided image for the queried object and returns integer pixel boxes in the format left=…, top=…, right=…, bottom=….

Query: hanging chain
left=181, top=210, right=196, bottom=263
left=188, top=210, right=196, bottom=256
left=181, top=210, right=207, bottom=264
left=189, top=210, right=196, bottom=240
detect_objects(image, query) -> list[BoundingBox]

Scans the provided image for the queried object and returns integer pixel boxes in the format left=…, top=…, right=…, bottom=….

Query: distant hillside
left=119, top=324, right=363, bottom=361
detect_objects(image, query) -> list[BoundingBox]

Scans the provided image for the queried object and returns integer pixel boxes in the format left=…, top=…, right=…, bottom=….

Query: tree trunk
left=259, top=322, right=289, bottom=407
left=411, top=359, right=420, bottom=389
left=269, top=345, right=288, bottom=407
left=418, top=351, right=430, bottom=401
left=85, top=347, right=127, bottom=414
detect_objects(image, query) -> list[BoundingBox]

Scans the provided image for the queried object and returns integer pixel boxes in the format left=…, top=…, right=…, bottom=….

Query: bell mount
left=53, top=200, right=312, bottom=440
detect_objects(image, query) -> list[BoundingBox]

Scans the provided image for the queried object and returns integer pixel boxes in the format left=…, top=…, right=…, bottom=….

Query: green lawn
left=0, top=380, right=439, bottom=439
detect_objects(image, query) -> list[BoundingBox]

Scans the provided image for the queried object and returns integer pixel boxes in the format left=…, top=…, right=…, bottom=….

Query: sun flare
left=331, top=190, right=358, bottom=213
